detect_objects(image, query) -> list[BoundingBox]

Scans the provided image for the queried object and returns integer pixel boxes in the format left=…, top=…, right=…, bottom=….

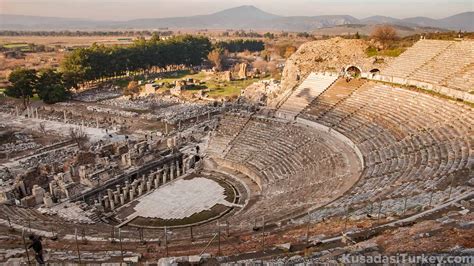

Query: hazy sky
left=1, top=0, right=473, bottom=20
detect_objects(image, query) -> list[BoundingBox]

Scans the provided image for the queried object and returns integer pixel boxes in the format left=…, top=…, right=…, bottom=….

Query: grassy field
left=206, top=78, right=260, bottom=98
left=366, top=46, right=406, bottom=57
left=0, top=36, right=136, bottom=47
left=155, top=70, right=261, bottom=98
left=2, top=43, right=29, bottom=48
left=1, top=43, right=32, bottom=52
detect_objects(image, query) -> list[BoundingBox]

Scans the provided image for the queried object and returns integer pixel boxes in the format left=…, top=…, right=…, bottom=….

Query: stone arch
left=369, top=68, right=380, bottom=74
left=345, top=65, right=362, bottom=77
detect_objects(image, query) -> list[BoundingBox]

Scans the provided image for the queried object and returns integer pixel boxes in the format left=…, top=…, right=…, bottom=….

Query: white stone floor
left=129, top=178, right=233, bottom=220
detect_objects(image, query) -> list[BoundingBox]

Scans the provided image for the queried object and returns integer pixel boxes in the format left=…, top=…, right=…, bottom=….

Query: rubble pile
left=73, top=86, right=122, bottom=102
left=156, top=103, right=220, bottom=123
left=86, top=106, right=139, bottom=118
left=0, top=132, right=41, bottom=154
left=241, top=79, right=281, bottom=105
left=18, top=146, right=78, bottom=170
left=101, top=95, right=180, bottom=111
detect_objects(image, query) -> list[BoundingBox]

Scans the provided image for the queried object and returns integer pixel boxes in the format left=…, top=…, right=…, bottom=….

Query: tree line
left=5, top=68, right=70, bottom=107
left=60, top=35, right=212, bottom=83
left=6, top=35, right=213, bottom=106
left=214, top=39, right=265, bottom=53
left=6, top=35, right=268, bottom=106
left=0, top=30, right=174, bottom=37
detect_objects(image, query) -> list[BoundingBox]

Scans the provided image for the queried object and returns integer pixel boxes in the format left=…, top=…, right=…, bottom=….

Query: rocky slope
left=273, top=38, right=387, bottom=105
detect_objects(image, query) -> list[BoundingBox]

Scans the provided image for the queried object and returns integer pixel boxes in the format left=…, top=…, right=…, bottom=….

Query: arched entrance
left=370, top=68, right=380, bottom=74
left=345, top=65, right=362, bottom=77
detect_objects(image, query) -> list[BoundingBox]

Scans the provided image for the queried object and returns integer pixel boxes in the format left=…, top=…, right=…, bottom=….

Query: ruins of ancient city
left=0, top=2, right=473, bottom=264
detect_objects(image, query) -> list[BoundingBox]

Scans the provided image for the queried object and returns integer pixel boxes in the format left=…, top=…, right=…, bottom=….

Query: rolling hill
left=0, top=6, right=472, bottom=31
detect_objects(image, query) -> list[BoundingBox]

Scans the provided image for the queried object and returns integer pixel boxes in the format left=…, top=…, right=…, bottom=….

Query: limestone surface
left=129, top=177, right=232, bottom=220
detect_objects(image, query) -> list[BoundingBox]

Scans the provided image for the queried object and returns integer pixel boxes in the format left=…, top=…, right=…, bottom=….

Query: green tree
left=62, top=70, right=82, bottom=91
left=263, top=32, right=275, bottom=39
left=5, top=68, right=37, bottom=108
left=37, top=68, right=69, bottom=104
left=60, top=35, right=212, bottom=85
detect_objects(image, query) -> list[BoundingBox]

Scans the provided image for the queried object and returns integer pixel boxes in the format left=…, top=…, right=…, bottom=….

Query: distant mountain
left=437, top=12, right=474, bottom=31
left=364, top=12, right=474, bottom=31
left=0, top=6, right=472, bottom=31
left=402, top=16, right=442, bottom=28
left=123, top=5, right=280, bottom=29
left=361, top=16, right=406, bottom=25
left=211, top=5, right=280, bottom=20
left=123, top=6, right=357, bottom=31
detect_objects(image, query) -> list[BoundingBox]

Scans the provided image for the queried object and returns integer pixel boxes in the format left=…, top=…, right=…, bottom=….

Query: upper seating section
left=382, top=39, right=474, bottom=92
left=300, top=81, right=473, bottom=220
left=278, top=73, right=338, bottom=117
left=382, top=40, right=454, bottom=79
left=410, top=41, right=474, bottom=89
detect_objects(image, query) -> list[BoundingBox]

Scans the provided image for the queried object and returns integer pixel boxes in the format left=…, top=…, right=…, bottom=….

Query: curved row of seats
left=209, top=115, right=362, bottom=224
left=410, top=41, right=474, bottom=87
left=382, top=40, right=454, bottom=79
left=381, top=39, right=474, bottom=92
left=300, top=81, right=473, bottom=220
left=0, top=204, right=108, bottom=234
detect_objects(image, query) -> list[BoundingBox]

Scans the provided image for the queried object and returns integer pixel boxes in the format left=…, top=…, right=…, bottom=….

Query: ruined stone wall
left=275, top=37, right=387, bottom=104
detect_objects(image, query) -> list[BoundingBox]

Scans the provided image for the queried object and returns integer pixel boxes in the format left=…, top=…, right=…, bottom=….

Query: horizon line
left=0, top=5, right=472, bottom=22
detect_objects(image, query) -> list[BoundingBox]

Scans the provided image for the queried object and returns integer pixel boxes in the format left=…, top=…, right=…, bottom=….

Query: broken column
left=162, top=169, right=168, bottom=184
left=140, top=179, right=145, bottom=193
left=43, top=192, right=54, bottom=207
left=176, top=160, right=181, bottom=177
left=147, top=181, right=152, bottom=192
left=113, top=191, right=119, bottom=204
left=122, top=188, right=128, bottom=202
left=107, top=189, right=113, bottom=200
left=154, top=174, right=160, bottom=188
left=94, top=200, right=104, bottom=212
left=123, top=182, right=130, bottom=200
left=138, top=186, right=143, bottom=196
left=32, top=185, right=46, bottom=205
left=132, top=180, right=139, bottom=192
left=121, top=153, right=131, bottom=167
left=104, top=196, right=110, bottom=209
left=182, top=158, right=188, bottom=174
left=109, top=198, right=115, bottom=210
left=170, top=163, right=175, bottom=180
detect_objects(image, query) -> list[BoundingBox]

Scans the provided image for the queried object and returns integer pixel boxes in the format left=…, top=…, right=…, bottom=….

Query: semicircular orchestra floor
left=115, top=173, right=246, bottom=228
